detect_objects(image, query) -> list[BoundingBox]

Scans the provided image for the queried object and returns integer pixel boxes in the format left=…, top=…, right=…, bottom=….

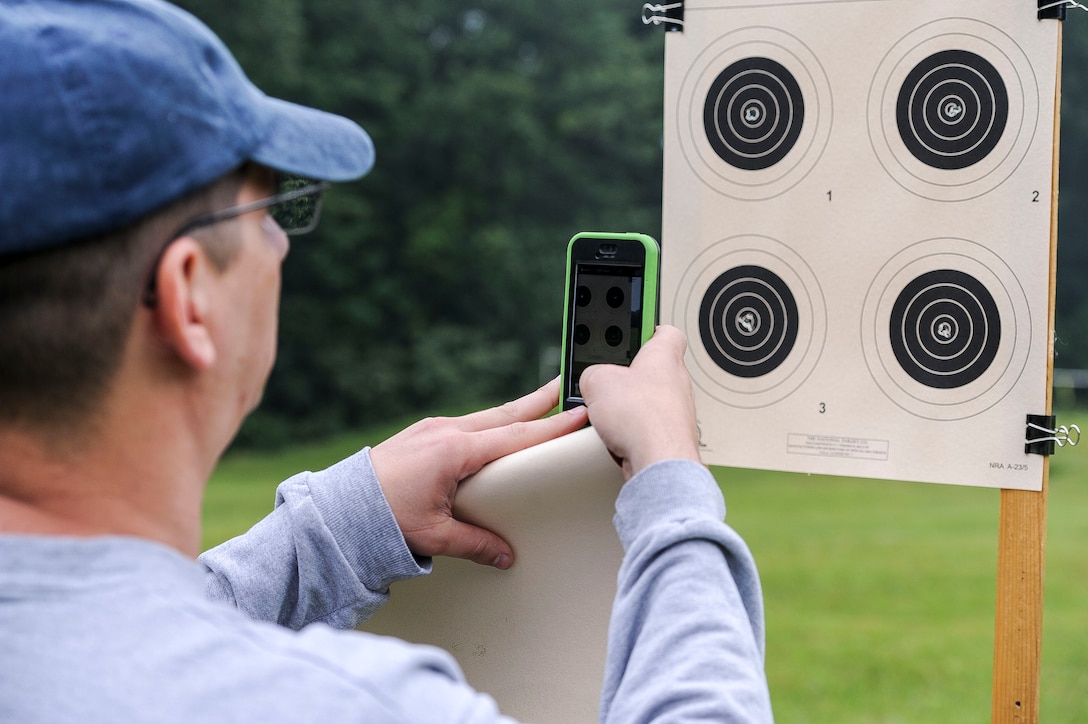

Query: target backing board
left=662, top=0, right=1060, bottom=490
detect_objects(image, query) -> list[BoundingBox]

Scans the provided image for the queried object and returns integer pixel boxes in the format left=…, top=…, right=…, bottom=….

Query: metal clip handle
left=1039, top=0, right=1088, bottom=18
left=1025, top=420, right=1081, bottom=453
left=1026, top=422, right=1081, bottom=447
left=642, top=3, right=684, bottom=28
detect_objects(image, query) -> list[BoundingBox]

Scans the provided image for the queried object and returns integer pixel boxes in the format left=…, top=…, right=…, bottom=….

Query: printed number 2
left=1032, top=191, right=1040, bottom=203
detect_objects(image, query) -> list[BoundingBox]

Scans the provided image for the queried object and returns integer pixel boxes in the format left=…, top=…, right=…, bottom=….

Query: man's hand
left=370, top=378, right=588, bottom=570
left=579, top=325, right=702, bottom=480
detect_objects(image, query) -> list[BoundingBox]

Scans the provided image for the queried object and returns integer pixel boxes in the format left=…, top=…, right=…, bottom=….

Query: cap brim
left=249, top=94, right=375, bottom=182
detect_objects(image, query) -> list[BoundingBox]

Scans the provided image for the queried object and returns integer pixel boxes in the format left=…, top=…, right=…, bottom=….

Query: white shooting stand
left=361, top=427, right=625, bottom=723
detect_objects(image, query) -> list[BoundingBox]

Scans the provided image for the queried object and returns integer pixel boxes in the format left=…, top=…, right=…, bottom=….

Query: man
left=0, top=0, right=773, bottom=721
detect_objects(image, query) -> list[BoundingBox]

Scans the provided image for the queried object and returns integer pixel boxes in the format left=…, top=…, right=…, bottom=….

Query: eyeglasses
left=142, top=175, right=329, bottom=306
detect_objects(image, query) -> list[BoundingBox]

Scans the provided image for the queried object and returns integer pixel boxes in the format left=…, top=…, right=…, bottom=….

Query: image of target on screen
left=569, top=264, right=645, bottom=399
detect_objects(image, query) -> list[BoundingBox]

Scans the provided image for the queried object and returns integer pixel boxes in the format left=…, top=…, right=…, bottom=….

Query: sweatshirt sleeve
left=199, top=447, right=428, bottom=631
left=599, top=459, right=774, bottom=723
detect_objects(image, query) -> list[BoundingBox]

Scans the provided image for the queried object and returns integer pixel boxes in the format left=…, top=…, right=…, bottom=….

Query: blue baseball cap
left=0, top=0, right=376, bottom=256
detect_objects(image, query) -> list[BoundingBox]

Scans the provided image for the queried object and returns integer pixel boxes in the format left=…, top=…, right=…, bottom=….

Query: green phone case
left=559, top=231, right=661, bottom=409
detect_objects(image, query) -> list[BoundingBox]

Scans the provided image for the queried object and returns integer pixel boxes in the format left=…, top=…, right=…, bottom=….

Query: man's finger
left=441, top=519, right=515, bottom=569
left=461, top=404, right=588, bottom=475
left=578, top=362, right=613, bottom=394
left=455, top=377, right=562, bottom=433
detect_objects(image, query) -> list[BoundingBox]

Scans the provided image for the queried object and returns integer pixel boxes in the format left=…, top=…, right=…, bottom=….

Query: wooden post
left=991, top=23, right=1062, bottom=724
left=992, top=476, right=1049, bottom=722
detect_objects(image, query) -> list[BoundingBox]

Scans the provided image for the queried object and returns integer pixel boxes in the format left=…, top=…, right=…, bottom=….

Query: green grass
left=202, top=408, right=1088, bottom=722
left=721, top=473, right=999, bottom=721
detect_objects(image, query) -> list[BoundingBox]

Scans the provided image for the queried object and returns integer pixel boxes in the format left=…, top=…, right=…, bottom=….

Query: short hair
left=0, top=168, right=246, bottom=436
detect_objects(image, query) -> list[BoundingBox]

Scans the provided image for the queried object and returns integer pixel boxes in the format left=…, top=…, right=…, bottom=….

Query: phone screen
left=566, top=261, right=646, bottom=401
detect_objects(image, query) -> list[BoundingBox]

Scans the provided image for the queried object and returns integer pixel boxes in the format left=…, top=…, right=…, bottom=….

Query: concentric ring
left=703, top=57, right=805, bottom=171
left=868, top=19, right=1038, bottom=201
left=699, top=265, right=799, bottom=378
left=861, top=238, right=1030, bottom=420
left=896, top=50, right=1008, bottom=170
left=671, top=236, right=826, bottom=408
left=676, top=27, right=832, bottom=201
left=888, top=269, right=1001, bottom=388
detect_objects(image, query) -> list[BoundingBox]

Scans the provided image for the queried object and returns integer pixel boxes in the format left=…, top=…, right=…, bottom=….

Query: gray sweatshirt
left=0, top=448, right=773, bottom=722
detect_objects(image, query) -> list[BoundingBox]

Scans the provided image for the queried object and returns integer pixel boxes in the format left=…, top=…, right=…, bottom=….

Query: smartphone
left=560, top=232, right=660, bottom=410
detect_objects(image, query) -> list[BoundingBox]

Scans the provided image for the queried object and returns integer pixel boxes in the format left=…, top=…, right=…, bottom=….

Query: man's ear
left=150, top=237, right=218, bottom=370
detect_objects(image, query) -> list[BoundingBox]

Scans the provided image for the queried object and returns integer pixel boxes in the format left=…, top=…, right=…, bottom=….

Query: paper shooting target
left=868, top=18, right=1039, bottom=201
left=662, top=1, right=1058, bottom=489
left=676, top=26, right=832, bottom=200
left=861, top=239, right=1031, bottom=421
left=674, top=236, right=826, bottom=409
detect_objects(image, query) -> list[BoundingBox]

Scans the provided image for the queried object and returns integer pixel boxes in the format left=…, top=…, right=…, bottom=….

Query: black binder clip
left=1039, top=0, right=1068, bottom=20
left=642, top=2, right=684, bottom=31
left=1025, top=414, right=1081, bottom=455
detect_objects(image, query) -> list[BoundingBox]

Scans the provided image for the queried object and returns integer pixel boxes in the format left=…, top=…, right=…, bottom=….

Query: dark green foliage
left=1056, top=22, right=1088, bottom=368
left=174, top=1, right=666, bottom=446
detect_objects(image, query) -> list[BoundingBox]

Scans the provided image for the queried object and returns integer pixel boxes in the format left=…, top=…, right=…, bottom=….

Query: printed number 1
left=827, top=190, right=832, bottom=202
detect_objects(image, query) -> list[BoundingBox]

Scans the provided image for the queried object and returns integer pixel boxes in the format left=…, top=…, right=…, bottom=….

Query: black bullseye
left=699, top=265, right=798, bottom=378
left=896, top=49, right=1008, bottom=170
left=889, top=269, right=1000, bottom=389
left=703, top=57, right=805, bottom=171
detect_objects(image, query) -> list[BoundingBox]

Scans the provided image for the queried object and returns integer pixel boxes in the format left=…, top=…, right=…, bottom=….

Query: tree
left=1055, top=19, right=1088, bottom=370
left=176, top=1, right=667, bottom=444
